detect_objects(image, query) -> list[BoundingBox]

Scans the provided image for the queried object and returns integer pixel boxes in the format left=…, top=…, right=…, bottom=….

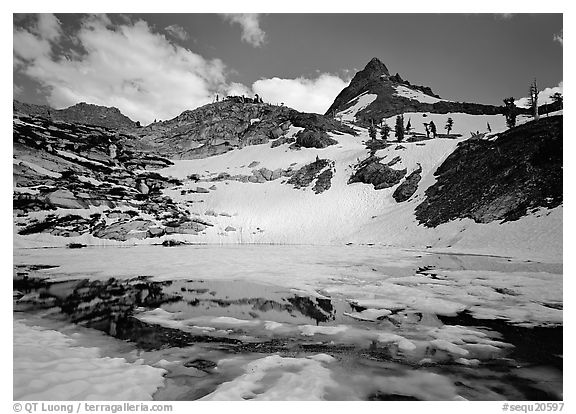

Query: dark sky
left=13, top=13, right=563, bottom=122
left=134, top=13, right=563, bottom=104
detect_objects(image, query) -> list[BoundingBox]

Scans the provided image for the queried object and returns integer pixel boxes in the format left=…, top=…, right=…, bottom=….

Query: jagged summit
left=325, top=57, right=502, bottom=126
left=360, top=57, right=390, bottom=77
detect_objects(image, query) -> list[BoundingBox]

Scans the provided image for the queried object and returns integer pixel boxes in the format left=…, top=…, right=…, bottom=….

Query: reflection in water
left=13, top=247, right=563, bottom=401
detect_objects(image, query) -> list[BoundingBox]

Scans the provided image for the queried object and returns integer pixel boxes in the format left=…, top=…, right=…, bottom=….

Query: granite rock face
left=134, top=99, right=355, bottom=160
left=415, top=116, right=563, bottom=227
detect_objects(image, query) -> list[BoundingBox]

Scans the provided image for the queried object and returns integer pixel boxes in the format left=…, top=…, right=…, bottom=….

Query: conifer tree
left=380, top=123, right=391, bottom=141
left=395, top=115, right=405, bottom=142
left=445, top=117, right=454, bottom=136
left=429, top=120, right=437, bottom=138
left=529, top=79, right=539, bottom=120
left=368, top=122, right=377, bottom=140
left=503, top=97, right=517, bottom=128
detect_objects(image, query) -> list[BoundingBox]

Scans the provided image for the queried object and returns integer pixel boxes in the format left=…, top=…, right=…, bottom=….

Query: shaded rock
left=162, top=239, right=184, bottom=247
left=312, top=169, right=333, bottom=194
left=224, top=226, right=237, bottom=232
left=295, top=129, right=338, bottom=149
left=192, top=186, right=210, bottom=193
left=287, top=159, right=334, bottom=193
left=248, top=161, right=260, bottom=168
left=147, top=227, right=165, bottom=237
left=349, top=156, right=407, bottom=190
left=393, top=164, right=422, bottom=202
left=415, top=116, right=563, bottom=227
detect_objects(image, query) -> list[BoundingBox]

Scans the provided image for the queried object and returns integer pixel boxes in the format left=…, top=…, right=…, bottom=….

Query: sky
left=13, top=13, right=563, bottom=125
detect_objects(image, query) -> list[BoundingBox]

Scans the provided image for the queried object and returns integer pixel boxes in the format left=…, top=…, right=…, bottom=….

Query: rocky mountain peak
left=346, top=57, right=390, bottom=88
left=325, top=57, right=502, bottom=126
left=363, top=57, right=390, bottom=77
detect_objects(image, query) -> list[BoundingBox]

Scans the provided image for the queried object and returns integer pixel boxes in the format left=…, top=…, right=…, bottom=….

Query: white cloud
left=252, top=74, right=349, bottom=114
left=515, top=81, right=563, bottom=108
left=225, top=82, right=253, bottom=97
left=13, top=14, right=61, bottom=66
left=13, top=14, right=350, bottom=122
left=13, top=14, right=232, bottom=125
left=553, top=30, right=563, bottom=45
left=221, top=14, right=266, bottom=47
left=34, top=13, right=62, bottom=41
left=165, top=24, right=189, bottom=42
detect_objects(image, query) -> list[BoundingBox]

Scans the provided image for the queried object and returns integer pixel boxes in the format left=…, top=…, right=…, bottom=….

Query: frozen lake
left=13, top=244, right=563, bottom=400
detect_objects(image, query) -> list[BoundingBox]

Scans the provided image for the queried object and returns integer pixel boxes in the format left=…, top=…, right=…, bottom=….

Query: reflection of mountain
left=287, top=296, right=335, bottom=324
left=179, top=294, right=335, bottom=325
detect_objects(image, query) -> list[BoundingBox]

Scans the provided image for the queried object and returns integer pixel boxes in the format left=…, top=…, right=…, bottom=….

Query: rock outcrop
left=134, top=99, right=355, bottom=160
left=393, top=164, right=422, bottom=202
left=415, top=116, right=563, bottom=227
left=287, top=159, right=335, bottom=194
left=295, top=130, right=338, bottom=149
left=348, top=156, right=407, bottom=190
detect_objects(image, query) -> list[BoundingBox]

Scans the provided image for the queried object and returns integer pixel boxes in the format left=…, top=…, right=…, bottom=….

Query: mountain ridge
left=326, top=57, right=503, bottom=125
left=14, top=100, right=139, bottom=130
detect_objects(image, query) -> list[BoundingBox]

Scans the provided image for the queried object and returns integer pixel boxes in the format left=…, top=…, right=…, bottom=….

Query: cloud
left=225, top=82, right=252, bottom=97
left=164, top=24, right=189, bottom=42
left=13, top=14, right=233, bottom=125
left=515, top=81, right=563, bottom=108
left=221, top=14, right=266, bottom=47
left=553, top=30, right=563, bottom=45
left=13, top=13, right=62, bottom=66
left=252, top=74, right=349, bottom=114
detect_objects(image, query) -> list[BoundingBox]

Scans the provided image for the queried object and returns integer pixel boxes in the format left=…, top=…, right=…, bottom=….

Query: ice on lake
left=13, top=244, right=563, bottom=400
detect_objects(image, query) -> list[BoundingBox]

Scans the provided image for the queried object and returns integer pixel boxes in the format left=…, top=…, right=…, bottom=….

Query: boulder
left=259, top=168, right=273, bottom=181
left=192, top=186, right=210, bottom=193
left=348, top=157, right=407, bottom=190
left=224, top=226, right=237, bottom=232
left=295, top=129, right=338, bottom=149
left=393, top=164, right=422, bottom=202
left=137, top=181, right=150, bottom=195
left=46, top=189, right=86, bottom=209
left=147, top=227, right=165, bottom=237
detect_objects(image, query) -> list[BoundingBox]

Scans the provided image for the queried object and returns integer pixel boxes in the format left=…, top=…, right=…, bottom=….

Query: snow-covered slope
left=393, top=85, right=444, bottom=104
left=13, top=109, right=561, bottom=262
left=336, top=92, right=378, bottom=121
